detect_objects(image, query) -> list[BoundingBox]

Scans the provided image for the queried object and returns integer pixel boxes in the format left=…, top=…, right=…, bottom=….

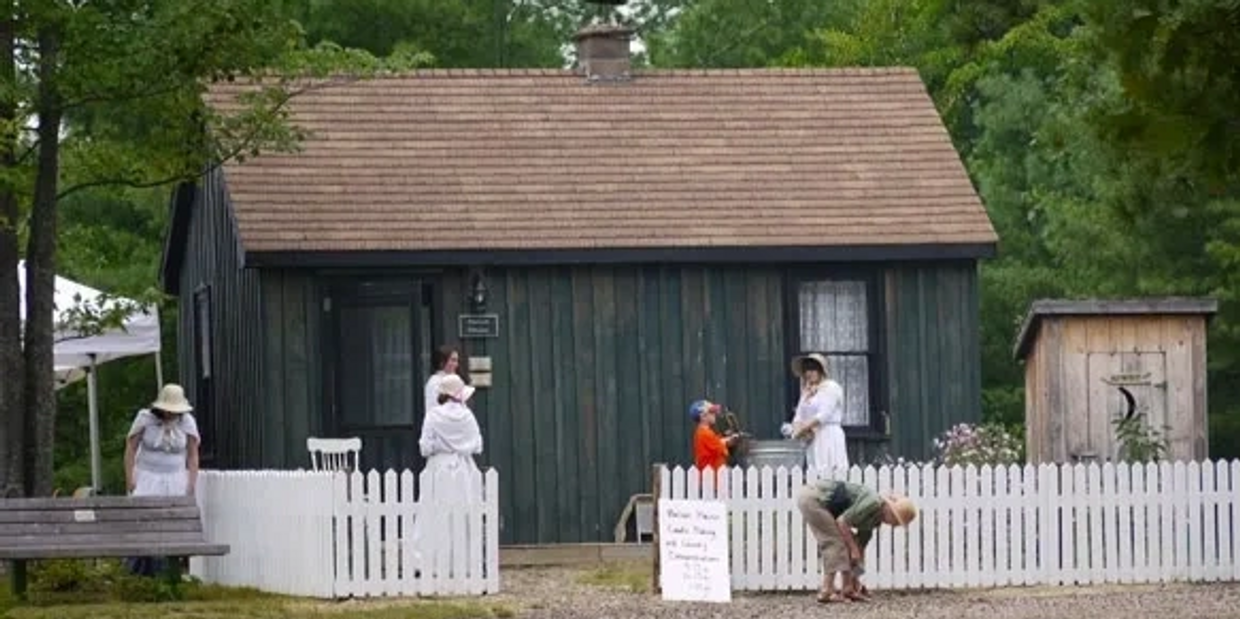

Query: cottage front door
left=325, top=279, right=432, bottom=474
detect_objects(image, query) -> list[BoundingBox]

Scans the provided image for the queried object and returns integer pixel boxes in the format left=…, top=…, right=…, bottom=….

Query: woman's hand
left=126, top=477, right=136, bottom=494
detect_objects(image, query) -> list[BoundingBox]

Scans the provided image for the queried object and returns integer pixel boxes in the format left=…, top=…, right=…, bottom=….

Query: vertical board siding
left=260, top=271, right=321, bottom=469
left=1026, top=314, right=1212, bottom=464
left=176, top=168, right=263, bottom=469
left=885, top=262, right=982, bottom=462
left=658, top=460, right=1240, bottom=591
left=468, top=265, right=787, bottom=544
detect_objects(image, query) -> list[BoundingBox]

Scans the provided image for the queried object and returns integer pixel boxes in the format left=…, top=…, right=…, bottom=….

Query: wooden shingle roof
left=207, top=67, right=997, bottom=259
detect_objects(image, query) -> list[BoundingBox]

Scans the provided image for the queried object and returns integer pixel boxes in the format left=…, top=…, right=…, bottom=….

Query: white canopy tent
left=17, top=261, right=162, bottom=491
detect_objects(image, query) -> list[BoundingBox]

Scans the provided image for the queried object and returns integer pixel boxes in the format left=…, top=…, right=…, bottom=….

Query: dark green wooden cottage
left=159, top=26, right=998, bottom=545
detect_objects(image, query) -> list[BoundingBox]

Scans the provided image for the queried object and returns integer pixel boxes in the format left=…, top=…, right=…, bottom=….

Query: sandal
left=845, top=590, right=870, bottom=602
left=816, top=592, right=847, bottom=604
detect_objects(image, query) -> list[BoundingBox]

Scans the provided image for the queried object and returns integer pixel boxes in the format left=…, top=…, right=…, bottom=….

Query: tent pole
left=154, top=349, right=164, bottom=388
left=87, top=354, right=102, bottom=493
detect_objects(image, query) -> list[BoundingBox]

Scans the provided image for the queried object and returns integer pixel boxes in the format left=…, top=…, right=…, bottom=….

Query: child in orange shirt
left=690, top=400, right=738, bottom=471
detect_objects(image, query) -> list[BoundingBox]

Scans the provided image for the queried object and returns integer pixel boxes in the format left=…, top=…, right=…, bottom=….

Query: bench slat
left=0, top=519, right=204, bottom=536
left=0, top=543, right=230, bottom=560
left=0, top=531, right=210, bottom=548
left=0, top=496, right=198, bottom=511
left=0, top=506, right=203, bottom=525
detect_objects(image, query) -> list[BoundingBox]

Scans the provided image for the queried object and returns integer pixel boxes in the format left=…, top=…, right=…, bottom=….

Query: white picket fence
left=656, top=459, right=1240, bottom=591
left=190, top=467, right=500, bottom=598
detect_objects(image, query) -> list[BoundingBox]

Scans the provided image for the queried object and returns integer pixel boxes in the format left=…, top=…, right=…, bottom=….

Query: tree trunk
left=23, top=23, right=62, bottom=497
left=0, top=8, right=23, bottom=498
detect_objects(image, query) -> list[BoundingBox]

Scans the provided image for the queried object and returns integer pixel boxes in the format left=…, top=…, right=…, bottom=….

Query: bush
left=26, top=558, right=196, bottom=604
left=932, top=422, right=1024, bottom=468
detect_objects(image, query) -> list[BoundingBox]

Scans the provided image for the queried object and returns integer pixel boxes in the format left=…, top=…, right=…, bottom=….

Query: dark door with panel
left=323, top=279, right=435, bottom=473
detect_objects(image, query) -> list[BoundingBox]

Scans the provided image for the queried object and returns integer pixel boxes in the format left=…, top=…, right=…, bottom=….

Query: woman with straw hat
left=796, top=477, right=917, bottom=603
left=787, top=353, right=849, bottom=475
left=122, top=383, right=201, bottom=578
left=124, top=383, right=200, bottom=499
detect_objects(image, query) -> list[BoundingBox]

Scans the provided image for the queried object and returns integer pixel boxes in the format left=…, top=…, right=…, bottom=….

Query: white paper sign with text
left=658, top=498, right=731, bottom=603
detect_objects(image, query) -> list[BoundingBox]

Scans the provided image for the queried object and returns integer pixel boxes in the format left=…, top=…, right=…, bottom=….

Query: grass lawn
left=0, top=560, right=513, bottom=619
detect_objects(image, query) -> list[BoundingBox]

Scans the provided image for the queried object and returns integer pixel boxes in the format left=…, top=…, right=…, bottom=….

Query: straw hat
left=438, top=373, right=476, bottom=403
left=790, top=353, right=829, bottom=378
left=150, top=384, right=194, bottom=414
left=884, top=494, right=917, bottom=527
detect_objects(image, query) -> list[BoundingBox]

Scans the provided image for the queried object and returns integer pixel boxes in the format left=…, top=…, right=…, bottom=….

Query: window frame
left=191, top=283, right=215, bottom=463
left=321, top=277, right=436, bottom=433
left=784, top=267, right=887, bottom=437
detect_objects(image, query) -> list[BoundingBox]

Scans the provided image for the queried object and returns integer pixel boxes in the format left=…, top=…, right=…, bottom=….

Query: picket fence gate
left=656, top=459, right=1240, bottom=591
left=190, top=467, right=500, bottom=598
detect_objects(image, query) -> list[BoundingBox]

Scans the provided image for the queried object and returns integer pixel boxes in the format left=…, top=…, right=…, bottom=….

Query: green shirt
left=810, top=479, right=884, bottom=535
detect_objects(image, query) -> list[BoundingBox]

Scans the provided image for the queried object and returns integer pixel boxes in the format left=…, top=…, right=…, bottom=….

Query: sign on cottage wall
left=658, top=499, right=731, bottom=603
left=458, top=314, right=500, bottom=339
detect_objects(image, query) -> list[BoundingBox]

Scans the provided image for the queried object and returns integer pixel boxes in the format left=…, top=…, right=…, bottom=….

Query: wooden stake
left=651, top=462, right=662, bottom=595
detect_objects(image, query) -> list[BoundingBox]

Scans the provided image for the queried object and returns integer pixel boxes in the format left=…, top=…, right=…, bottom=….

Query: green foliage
left=1113, top=413, right=1171, bottom=463
left=26, top=559, right=192, bottom=604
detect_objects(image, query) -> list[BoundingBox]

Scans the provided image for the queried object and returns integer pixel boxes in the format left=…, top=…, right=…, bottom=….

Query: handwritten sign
left=658, top=499, right=731, bottom=603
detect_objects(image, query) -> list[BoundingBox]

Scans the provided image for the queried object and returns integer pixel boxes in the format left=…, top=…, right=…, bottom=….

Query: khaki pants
left=795, top=485, right=851, bottom=574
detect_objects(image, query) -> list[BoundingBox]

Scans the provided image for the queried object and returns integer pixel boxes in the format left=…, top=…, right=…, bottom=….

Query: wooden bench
left=0, top=495, right=230, bottom=599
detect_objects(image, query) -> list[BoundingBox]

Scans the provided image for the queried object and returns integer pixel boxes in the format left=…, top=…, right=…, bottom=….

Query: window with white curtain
left=797, top=279, right=872, bottom=427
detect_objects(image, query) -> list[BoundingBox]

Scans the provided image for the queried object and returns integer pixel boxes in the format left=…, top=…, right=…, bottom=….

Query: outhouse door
left=1080, top=351, right=1169, bottom=462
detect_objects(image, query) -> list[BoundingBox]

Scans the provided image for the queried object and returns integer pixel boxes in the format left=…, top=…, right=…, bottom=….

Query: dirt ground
left=488, top=566, right=1240, bottom=619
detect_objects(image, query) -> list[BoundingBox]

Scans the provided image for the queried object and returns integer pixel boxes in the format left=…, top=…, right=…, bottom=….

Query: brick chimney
left=574, top=23, right=634, bottom=82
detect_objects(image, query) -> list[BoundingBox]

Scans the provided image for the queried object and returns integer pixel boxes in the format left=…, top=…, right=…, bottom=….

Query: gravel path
left=490, top=567, right=1240, bottom=619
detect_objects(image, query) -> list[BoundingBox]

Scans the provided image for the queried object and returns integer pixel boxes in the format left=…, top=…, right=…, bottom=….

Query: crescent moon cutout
left=1118, top=387, right=1137, bottom=420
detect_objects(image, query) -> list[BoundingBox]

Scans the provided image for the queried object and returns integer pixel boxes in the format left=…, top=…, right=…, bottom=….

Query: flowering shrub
left=932, top=423, right=1024, bottom=468
left=868, top=452, right=928, bottom=469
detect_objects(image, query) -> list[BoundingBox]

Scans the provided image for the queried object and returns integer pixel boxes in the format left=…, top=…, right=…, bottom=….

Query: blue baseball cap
left=688, top=400, right=721, bottom=421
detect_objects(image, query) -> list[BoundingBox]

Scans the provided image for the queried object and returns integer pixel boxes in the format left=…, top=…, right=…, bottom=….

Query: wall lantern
left=469, top=271, right=488, bottom=314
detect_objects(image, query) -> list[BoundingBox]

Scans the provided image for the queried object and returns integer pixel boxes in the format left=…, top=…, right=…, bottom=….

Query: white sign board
left=658, top=499, right=731, bottom=603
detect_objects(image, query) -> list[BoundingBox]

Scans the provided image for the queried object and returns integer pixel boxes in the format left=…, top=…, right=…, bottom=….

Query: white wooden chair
left=306, top=437, right=362, bottom=472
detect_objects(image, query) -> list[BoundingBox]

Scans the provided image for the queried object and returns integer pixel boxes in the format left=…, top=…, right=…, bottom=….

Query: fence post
left=652, top=462, right=663, bottom=594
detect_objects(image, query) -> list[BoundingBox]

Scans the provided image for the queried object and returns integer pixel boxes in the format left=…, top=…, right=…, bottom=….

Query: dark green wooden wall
left=882, top=262, right=983, bottom=462
left=173, top=168, right=265, bottom=470
left=437, top=266, right=788, bottom=544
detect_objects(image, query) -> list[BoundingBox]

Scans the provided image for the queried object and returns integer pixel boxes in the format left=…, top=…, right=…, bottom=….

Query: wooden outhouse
left=1014, top=298, right=1218, bottom=464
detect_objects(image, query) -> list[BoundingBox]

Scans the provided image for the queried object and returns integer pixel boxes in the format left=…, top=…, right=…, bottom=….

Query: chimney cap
left=573, top=22, right=635, bottom=41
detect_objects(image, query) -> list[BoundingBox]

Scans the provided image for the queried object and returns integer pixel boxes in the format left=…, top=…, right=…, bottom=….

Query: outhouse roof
left=1013, top=297, right=1220, bottom=361
left=199, top=67, right=997, bottom=264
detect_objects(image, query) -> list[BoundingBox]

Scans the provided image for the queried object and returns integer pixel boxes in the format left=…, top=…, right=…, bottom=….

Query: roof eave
left=1012, top=297, right=1221, bottom=361
left=242, top=240, right=997, bottom=269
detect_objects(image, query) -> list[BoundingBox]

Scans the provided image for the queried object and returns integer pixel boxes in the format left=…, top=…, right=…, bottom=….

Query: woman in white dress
left=124, top=383, right=200, bottom=498
left=122, top=383, right=200, bottom=576
left=789, top=353, right=849, bottom=477
left=423, top=345, right=461, bottom=415
left=413, top=373, right=483, bottom=577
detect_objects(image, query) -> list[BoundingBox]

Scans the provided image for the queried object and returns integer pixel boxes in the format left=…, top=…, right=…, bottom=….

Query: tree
left=0, top=0, right=424, bottom=497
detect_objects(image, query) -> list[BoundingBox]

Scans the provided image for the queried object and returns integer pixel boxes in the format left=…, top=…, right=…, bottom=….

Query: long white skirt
left=806, top=424, right=850, bottom=477
left=411, top=453, right=481, bottom=576
left=132, top=467, right=188, bottom=497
